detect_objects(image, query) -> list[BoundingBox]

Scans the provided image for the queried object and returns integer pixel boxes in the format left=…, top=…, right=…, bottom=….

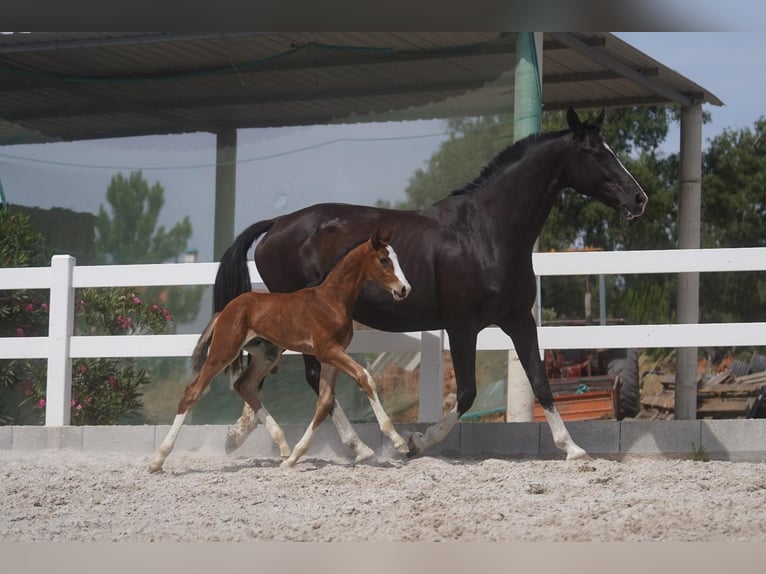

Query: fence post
left=46, top=255, right=75, bottom=426
left=418, top=330, right=444, bottom=422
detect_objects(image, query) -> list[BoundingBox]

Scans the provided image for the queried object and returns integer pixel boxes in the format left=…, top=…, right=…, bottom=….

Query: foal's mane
left=450, top=127, right=570, bottom=196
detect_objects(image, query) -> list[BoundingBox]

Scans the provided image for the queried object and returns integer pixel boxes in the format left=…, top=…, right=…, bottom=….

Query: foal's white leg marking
left=258, top=406, right=291, bottom=459
left=330, top=399, right=375, bottom=463
left=147, top=412, right=187, bottom=473
left=225, top=403, right=257, bottom=454
left=362, top=368, right=408, bottom=454
left=409, top=407, right=459, bottom=454
left=225, top=403, right=291, bottom=459
left=281, top=424, right=316, bottom=467
left=543, top=406, right=589, bottom=460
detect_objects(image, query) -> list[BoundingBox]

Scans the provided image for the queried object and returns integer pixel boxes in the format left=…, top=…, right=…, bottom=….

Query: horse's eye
left=379, top=257, right=390, bottom=265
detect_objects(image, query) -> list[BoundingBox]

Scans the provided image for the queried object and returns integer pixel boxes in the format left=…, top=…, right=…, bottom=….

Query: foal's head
left=563, top=107, right=648, bottom=219
left=362, top=228, right=411, bottom=301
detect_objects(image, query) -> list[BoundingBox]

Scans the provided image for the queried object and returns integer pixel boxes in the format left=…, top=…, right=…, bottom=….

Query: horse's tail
left=213, top=219, right=276, bottom=313
left=191, top=313, right=219, bottom=373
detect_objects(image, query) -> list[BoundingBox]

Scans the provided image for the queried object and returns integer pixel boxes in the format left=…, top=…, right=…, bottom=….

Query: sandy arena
left=2, top=448, right=766, bottom=542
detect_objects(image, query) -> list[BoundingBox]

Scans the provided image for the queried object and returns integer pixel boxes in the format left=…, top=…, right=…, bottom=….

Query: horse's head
left=564, top=107, right=648, bottom=219
left=367, top=228, right=411, bottom=301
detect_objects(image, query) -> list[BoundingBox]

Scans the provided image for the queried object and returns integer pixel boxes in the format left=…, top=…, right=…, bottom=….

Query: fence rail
left=2, top=247, right=766, bottom=425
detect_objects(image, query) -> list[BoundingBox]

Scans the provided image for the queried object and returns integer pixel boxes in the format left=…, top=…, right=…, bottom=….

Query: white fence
left=2, top=247, right=766, bottom=425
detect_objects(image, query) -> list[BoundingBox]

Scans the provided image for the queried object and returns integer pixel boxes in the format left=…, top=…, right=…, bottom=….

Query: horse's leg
left=323, top=350, right=408, bottom=456
left=225, top=341, right=287, bottom=455
left=281, top=369, right=338, bottom=467
left=229, top=351, right=291, bottom=460
left=407, top=329, right=476, bottom=456
left=303, top=355, right=375, bottom=463
left=148, top=347, right=239, bottom=473
left=499, top=312, right=589, bottom=460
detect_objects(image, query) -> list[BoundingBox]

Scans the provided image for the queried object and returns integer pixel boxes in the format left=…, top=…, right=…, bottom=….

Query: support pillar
left=214, top=128, right=237, bottom=260
left=675, top=103, right=703, bottom=419
left=507, top=32, right=542, bottom=422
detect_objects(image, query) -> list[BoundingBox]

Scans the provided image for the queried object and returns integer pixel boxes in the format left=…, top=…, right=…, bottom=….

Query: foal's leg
left=327, top=349, right=408, bottom=455
left=229, top=352, right=291, bottom=460
left=303, top=355, right=375, bottom=463
left=225, top=342, right=290, bottom=458
left=281, top=369, right=339, bottom=467
left=148, top=345, right=241, bottom=473
left=407, top=329, right=476, bottom=456
left=500, top=312, right=589, bottom=460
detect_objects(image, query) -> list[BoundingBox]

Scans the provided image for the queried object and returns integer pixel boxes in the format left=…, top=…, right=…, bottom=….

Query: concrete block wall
left=2, top=420, right=765, bottom=462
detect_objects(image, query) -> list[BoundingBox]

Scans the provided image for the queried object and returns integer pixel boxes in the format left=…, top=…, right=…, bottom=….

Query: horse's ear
left=594, top=108, right=605, bottom=130
left=371, top=227, right=392, bottom=249
left=567, top=106, right=584, bottom=135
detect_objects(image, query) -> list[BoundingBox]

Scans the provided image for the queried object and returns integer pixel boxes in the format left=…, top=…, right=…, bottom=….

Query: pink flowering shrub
left=2, top=208, right=176, bottom=425
left=21, top=287, right=174, bottom=425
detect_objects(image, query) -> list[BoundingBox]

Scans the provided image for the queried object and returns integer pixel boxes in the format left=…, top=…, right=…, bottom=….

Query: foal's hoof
left=146, top=461, right=163, bottom=474
left=224, top=429, right=247, bottom=455
left=353, top=446, right=376, bottom=464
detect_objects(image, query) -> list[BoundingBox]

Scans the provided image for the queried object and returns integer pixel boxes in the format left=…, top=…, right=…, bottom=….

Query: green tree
left=95, top=170, right=203, bottom=323
left=698, top=118, right=766, bottom=323
left=95, top=171, right=192, bottom=265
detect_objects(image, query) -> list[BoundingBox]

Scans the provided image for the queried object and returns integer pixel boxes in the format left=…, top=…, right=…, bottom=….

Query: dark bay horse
left=214, top=107, right=647, bottom=461
left=147, top=229, right=411, bottom=472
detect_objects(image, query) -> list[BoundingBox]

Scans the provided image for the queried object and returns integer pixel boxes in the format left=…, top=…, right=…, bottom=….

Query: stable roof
left=0, top=32, right=722, bottom=145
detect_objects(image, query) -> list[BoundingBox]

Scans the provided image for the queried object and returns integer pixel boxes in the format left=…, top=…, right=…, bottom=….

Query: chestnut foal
left=147, top=229, right=411, bottom=473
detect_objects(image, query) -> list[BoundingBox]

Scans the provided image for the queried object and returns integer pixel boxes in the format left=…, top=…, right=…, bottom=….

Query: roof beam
left=0, top=32, right=269, bottom=54
left=3, top=79, right=491, bottom=123
left=547, top=32, right=695, bottom=107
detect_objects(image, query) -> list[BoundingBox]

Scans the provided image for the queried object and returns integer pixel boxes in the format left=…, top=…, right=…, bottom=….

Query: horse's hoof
left=280, top=459, right=297, bottom=469
left=146, top=462, right=163, bottom=474
left=406, top=432, right=424, bottom=458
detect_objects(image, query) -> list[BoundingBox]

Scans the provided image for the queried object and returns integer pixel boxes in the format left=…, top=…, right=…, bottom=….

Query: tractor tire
left=749, top=354, right=766, bottom=374
left=729, top=359, right=750, bottom=377
left=609, top=349, right=640, bottom=420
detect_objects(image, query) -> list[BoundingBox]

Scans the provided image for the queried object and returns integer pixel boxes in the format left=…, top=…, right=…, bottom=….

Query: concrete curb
left=2, top=420, right=766, bottom=462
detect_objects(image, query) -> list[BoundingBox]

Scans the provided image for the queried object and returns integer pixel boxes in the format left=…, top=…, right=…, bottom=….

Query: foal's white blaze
left=602, top=141, right=647, bottom=215
left=386, top=245, right=410, bottom=299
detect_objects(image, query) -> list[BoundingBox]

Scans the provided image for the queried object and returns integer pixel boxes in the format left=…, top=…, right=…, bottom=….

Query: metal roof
left=0, top=32, right=723, bottom=145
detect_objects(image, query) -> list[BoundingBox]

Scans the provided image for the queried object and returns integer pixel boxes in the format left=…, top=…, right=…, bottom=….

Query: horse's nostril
left=636, top=192, right=646, bottom=205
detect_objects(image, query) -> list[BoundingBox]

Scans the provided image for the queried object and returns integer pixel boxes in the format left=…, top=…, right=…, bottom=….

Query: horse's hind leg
left=304, top=356, right=375, bottom=463
left=408, top=329, right=475, bottom=456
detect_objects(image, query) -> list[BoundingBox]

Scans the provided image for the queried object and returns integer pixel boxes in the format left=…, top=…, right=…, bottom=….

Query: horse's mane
left=450, top=127, right=570, bottom=196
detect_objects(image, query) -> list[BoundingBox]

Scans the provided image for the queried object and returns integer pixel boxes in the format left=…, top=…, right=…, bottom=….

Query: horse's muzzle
left=392, top=284, right=410, bottom=301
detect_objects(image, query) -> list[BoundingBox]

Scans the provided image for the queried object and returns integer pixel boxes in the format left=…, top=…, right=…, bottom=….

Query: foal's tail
left=191, top=313, right=220, bottom=373
left=213, top=219, right=276, bottom=313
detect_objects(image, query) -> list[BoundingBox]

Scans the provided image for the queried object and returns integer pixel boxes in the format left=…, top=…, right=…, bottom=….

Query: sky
left=2, top=32, right=765, bottom=266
